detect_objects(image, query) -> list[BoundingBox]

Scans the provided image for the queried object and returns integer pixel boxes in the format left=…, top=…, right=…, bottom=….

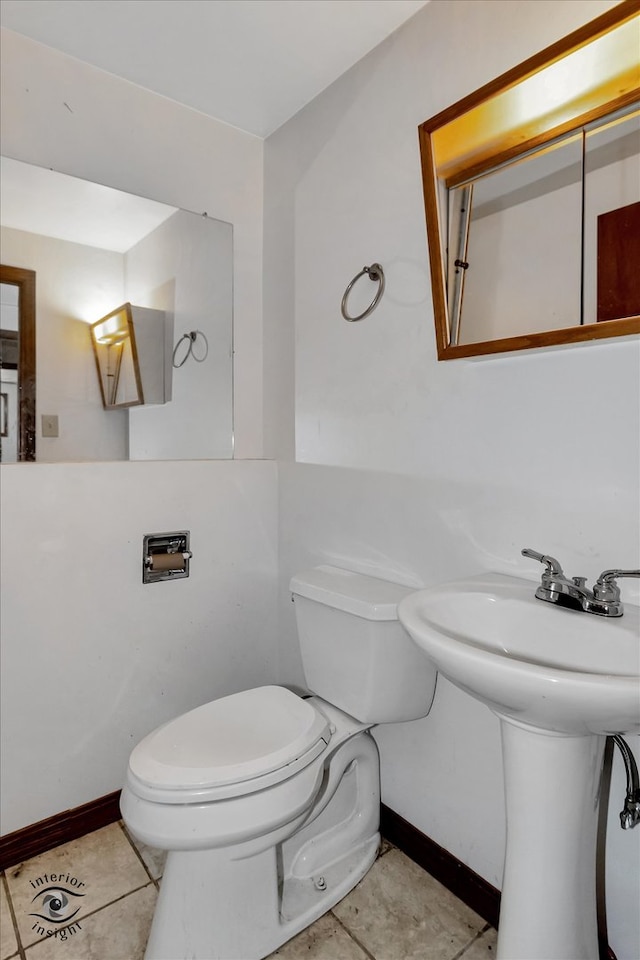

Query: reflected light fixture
left=89, top=303, right=144, bottom=408
left=91, top=306, right=130, bottom=345
left=431, top=6, right=640, bottom=185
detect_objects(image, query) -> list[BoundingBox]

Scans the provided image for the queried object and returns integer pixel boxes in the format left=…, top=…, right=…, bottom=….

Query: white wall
left=0, top=31, right=276, bottom=833
left=265, top=2, right=640, bottom=957
left=1, top=225, right=129, bottom=460
left=0, top=459, right=278, bottom=833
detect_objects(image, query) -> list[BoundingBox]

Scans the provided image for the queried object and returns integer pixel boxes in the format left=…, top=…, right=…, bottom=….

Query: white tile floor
left=1, top=824, right=497, bottom=960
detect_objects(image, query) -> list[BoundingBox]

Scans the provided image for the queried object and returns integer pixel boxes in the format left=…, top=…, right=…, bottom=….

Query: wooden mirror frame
left=418, top=1, right=640, bottom=360
left=0, top=264, right=36, bottom=461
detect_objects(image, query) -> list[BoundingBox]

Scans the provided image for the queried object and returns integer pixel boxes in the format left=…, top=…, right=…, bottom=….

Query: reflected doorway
left=0, top=265, right=36, bottom=462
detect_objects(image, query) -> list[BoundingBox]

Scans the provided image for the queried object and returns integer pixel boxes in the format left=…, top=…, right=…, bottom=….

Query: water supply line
left=611, top=735, right=640, bottom=829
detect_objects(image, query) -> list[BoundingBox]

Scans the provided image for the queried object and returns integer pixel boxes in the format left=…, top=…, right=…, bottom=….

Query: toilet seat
left=127, top=686, right=332, bottom=804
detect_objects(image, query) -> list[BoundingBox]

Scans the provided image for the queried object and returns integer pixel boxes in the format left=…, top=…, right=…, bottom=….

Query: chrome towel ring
left=341, top=263, right=385, bottom=322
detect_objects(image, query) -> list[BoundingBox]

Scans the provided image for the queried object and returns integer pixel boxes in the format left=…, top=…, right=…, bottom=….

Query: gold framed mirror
left=419, top=1, right=640, bottom=360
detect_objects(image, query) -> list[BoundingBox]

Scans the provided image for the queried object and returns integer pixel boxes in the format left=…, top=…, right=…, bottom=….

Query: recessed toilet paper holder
left=143, top=531, right=192, bottom=584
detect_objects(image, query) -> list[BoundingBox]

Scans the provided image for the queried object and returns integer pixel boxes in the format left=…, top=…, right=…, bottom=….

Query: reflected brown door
left=597, top=201, right=640, bottom=322
left=0, top=265, right=36, bottom=461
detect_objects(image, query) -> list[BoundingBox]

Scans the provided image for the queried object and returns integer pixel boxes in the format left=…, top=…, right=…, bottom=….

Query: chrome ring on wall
left=341, top=263, right=385, bottom=322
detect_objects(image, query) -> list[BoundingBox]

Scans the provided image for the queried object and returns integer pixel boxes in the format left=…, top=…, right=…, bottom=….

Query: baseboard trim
left=380, top=803, right=501, bottom=928
left=0, top=790, right=122, bottom=871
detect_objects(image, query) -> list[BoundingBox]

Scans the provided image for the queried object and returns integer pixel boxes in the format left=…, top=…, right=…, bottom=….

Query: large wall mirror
left=0, top=157, right=233, bottom=462
left=419, top=2, right=640, bottom=360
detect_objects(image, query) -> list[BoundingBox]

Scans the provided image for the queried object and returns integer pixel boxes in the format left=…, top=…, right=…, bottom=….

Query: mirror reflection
left=450, top=106, right=639, bottom=346
left=0, top=264, right=36, bottom=461
left=419, top=3, right=640, bottom=360
left=0, top=281, right=21, bottom=459
left=0, top=157, right=233, bottom=462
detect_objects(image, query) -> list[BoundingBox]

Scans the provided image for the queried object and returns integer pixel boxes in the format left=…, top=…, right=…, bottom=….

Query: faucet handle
left=593, top=569, right=640, bottom=602
left=521, top=548, right=564, bottom=577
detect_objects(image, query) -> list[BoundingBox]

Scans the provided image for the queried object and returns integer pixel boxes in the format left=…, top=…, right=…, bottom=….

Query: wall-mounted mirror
left=419, top=2, right=640, bottom=360
left=0, top=156, right=233, bottom=461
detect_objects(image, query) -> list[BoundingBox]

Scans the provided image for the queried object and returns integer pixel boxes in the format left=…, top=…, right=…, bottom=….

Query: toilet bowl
left=121, top=565, right=437, bottom=960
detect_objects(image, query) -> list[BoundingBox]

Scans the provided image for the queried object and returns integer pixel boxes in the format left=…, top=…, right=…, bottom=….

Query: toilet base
left=145, top=833, right=379, bottom=960
left=281, top=834, right=379, bottom=931
left=143, top=732, right=380, bottom=960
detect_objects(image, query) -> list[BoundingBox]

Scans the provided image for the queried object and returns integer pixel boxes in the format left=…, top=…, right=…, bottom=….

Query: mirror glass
left=0, top=281, right=21, bottom=460
left=450, top=106, right=639, bottom=345
left=0, top=264, right=36, bottom=461
left=0, top=157, right=233, bottom=461
left=419, top=4, right=640, bottom=360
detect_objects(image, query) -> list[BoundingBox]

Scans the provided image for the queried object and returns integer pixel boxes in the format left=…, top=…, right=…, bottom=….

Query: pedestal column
left=497, top=718, right=606, bottom=960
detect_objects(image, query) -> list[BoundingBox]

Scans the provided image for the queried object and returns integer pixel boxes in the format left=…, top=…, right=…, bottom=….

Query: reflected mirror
left=89, top=302, right=171, bottom=410
left=419, top=2, right=640, bottom=360
left=90, top=304, right=144, bottom=409
left=0, top=157, right=233, bottom=461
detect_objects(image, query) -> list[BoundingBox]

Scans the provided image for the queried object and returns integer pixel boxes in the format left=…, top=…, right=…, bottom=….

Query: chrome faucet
left=521, top=548, right=640, bottom=618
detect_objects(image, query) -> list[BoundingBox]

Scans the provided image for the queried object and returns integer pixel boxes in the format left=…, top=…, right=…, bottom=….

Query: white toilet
left=120, top=565, right=436, bottom=960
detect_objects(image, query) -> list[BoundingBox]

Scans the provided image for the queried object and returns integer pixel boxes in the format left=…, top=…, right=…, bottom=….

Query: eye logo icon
left=30, top=886, right=84, bottom=924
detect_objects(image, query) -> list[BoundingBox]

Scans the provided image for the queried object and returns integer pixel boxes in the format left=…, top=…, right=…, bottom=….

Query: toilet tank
left=290, top=565, right=437, bottom=724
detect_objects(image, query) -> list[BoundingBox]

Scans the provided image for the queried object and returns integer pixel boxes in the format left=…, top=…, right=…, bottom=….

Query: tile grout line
left=329, top=910, right=378, bottom=960
left=450, top=922, right=493, bottom=960
left=321, top=837, right=394, bottom=959
left=118, top=822, right=160, bottom=886
left=1, top=872, right=27, bottom=960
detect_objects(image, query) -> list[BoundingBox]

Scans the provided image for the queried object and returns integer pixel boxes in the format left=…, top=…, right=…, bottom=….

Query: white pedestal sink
left=398, top=573, right=640, bottom=960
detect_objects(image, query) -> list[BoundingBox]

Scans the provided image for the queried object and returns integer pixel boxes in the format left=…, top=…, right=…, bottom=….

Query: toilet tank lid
left=289, top=565, right=415, bottom=621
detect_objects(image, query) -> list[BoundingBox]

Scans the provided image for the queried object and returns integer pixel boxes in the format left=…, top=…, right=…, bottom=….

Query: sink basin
left=398, top=572, right=640, bottom=735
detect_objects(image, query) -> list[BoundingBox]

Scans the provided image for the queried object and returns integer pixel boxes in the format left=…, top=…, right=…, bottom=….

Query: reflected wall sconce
left=89, top=303, right=172, bottom=409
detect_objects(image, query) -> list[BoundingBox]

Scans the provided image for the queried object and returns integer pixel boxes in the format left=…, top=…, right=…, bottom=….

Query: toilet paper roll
left=150, top=552, right=187, bottom=572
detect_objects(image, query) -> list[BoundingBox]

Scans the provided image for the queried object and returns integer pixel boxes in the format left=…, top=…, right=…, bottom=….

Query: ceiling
left=0, top=0, right=428, bottom=138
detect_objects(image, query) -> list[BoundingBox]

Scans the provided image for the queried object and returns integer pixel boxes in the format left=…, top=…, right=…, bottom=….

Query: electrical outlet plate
left=41, top=414, right=59, bottom=438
